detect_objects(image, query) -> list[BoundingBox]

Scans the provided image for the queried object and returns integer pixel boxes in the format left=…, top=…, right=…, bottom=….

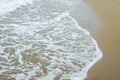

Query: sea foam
left=0, top=0, right=33, bottom=16
left=0, top=0, right=102, bottom=80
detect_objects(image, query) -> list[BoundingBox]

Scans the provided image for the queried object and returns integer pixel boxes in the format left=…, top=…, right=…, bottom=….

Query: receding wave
left=0, top=0, right=102, bottom=80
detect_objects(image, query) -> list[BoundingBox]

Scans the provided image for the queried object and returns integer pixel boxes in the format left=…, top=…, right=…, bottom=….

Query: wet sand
left=85, top=0, right=120, bottom=80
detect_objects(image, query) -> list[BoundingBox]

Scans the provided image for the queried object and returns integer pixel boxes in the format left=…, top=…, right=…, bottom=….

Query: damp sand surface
left=85, top=0, right=120, bottom=80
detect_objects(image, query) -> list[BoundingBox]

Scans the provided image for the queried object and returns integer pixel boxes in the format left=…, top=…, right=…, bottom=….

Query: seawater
left=0, top=0, right=102, bottom=80
left=0, top=0, right=33, bottom=16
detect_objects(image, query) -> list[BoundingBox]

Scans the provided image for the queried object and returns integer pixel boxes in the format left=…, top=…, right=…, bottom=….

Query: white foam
left=0, top=0, right=102, bottom=80
left=0, top=0, right=33, bottom=16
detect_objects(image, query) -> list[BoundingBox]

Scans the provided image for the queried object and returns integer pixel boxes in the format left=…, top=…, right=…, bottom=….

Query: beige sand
left=85, top=0, right=120, bottom=80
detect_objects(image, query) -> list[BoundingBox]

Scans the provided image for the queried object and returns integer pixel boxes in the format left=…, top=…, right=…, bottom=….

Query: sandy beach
left=1, top=0, right=120, bottom=79
left=85, top=0, right=120, bottom=80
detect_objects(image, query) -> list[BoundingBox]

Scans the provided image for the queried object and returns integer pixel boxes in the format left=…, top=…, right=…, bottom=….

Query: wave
left=0, top=0, right=102, bottom=80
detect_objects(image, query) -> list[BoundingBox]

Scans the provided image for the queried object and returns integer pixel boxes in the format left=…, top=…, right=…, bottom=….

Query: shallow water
left=70, top=1, right=101, bottom=32
left=0, top=0, right=102, bottom=80
left=0, top=0, right=33, bottom=16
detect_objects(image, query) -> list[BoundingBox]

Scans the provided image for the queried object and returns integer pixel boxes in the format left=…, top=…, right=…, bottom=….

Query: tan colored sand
left=85, top=0, right=120, bottom=80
